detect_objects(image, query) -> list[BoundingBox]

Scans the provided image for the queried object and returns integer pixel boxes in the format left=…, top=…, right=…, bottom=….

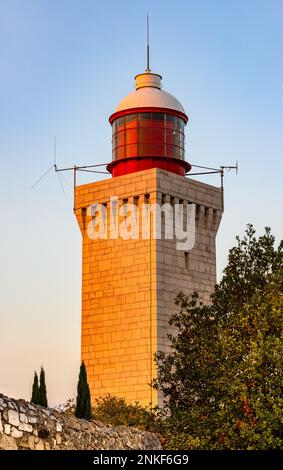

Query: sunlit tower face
left=107, top=72, right=191, bottom=177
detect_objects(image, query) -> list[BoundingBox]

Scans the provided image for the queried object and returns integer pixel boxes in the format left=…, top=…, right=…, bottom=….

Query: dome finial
left=146, top=12, right=151, bottom=72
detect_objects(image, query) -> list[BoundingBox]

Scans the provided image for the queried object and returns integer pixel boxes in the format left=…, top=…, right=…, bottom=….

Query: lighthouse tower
left=75, top=69, right=223, bottom=407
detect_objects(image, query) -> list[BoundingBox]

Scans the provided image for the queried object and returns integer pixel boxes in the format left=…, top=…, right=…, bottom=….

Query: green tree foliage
left=39, top=366, right=48, bottom=408
left=75, top=362, right=91, bottom=420
left=31, top=371, right=40, bottom=405
left=154, top=225, right=283, bottom=449
left=31, top=368, right=48, bottom=407
left=92, top=395, right=156, bottom=431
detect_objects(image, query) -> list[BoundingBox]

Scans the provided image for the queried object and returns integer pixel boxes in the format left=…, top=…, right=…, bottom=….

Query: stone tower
left=75, top=70, right=222, bottom=407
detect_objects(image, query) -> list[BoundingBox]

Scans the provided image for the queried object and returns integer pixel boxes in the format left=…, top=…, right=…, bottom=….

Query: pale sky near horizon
left=0, top=0, right=282, bottom=406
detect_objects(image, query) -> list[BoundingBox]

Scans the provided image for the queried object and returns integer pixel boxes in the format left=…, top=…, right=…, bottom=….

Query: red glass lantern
left=107, top=73, right=191, bottom=177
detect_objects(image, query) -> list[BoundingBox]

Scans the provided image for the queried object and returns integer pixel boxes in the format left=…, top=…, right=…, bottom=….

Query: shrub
left=92, top=395, right=158, bottom=432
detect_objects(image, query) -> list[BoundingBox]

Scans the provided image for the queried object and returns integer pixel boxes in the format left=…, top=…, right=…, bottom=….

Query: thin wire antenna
left=54, top=136, right=57, bottom=165
left=31, top=165, right=54, bottom=189
left=53, top=136, right=68, bottom=192
left=60, top=170, right=70, bottom=186
left=146, top=12, right=151, bottom=72
left=56, top=171, right=65, bottom=195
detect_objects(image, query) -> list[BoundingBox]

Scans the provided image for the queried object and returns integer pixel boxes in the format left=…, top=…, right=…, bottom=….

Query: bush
left=91, top=395, right=209, bottom=449
left=92, top=395, right=158, bottom=432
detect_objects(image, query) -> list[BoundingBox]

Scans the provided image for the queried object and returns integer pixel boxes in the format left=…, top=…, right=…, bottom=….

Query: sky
left=0, top=0, right=282, bottom=406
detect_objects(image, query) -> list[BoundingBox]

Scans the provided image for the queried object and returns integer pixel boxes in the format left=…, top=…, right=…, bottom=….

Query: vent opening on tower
left=185, top=252, right=190, bottom=271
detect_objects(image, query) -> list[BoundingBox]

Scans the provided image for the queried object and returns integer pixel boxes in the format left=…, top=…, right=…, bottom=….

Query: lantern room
left=107, top=72, right=191, bottom=177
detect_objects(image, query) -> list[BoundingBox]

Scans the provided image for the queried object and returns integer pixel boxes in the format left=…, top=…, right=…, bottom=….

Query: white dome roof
left=115, top=72, right=186, bottom=115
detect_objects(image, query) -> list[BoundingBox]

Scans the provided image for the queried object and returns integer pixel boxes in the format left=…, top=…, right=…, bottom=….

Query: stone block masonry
left=75, top=168, right=222, bottom=407
left=0, top=394, right=161, bottom=450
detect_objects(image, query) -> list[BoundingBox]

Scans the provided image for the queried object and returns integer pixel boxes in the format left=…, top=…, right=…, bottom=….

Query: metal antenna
left=31, top=165, right=54, bottom=189
left=31, top=136, right=65, bottom=194
left=56, top=170, right=66, bottom=195
left=188, top=161, right=238, bottom=212
left=146, top=13, right=151, bottom=72
left=53, top=136, right=66, bottom=195
left=54, top=136, right=57, bottom=165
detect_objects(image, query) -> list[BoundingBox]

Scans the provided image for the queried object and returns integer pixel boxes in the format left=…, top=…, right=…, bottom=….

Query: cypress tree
left=75, top=362, right=91, bottom=420
left=39, top=366, right=48, bottom=407
left=31, top=371, right=40, bottom=404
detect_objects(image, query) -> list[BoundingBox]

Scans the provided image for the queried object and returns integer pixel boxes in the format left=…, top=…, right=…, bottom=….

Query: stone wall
left=0, top=394, right=161, bottom=450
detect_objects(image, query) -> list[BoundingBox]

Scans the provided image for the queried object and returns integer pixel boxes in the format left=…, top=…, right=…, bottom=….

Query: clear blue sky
left=0, top=0, right=282, bottom=405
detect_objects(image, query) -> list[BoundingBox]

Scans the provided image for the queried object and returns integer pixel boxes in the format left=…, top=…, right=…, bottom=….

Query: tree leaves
left=154, top=225, right=283, bottom=449
left=75, top=361, right=92, bottom=420
left=31, top=367, right=48, bottom=407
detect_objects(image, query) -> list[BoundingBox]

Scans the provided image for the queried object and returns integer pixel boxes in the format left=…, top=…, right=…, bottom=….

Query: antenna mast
left=146, top=13, right=151, bottom=72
